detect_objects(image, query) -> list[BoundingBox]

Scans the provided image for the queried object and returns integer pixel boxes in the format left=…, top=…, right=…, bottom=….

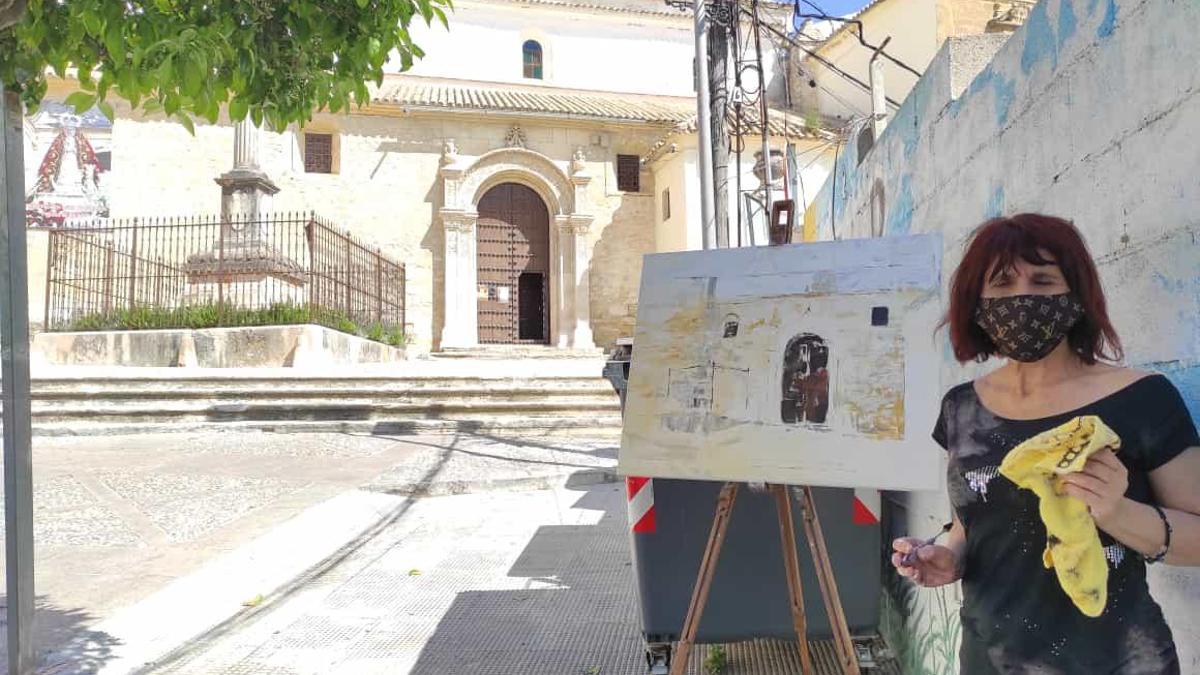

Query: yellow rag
left=998, top=415, right=1122, bottom=618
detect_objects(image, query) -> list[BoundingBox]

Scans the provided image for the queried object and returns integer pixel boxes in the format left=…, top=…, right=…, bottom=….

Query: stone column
left=553, top=216, right=576, bottom=349
left=566, top=152, right=595, bottom=349
left=233, top=118, right=260, bottom=169
left=217, top=119, right=278, bottom=226
left=439, top=209, right=479, bottom=349
left=568, top=216, right=595, bottom=349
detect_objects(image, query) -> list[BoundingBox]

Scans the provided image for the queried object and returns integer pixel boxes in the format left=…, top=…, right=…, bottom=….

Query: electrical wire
left=760, top=28, right=882, bottom=117
left=791, top=0, right=924, bottom=78
left=739, top=2, right=903, bottom=108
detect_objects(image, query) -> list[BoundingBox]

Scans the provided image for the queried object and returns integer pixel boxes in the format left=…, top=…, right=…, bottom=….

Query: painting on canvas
left=619, top=235, right=944, bottom=491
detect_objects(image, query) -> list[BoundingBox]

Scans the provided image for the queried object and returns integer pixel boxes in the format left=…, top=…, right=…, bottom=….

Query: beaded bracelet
left=1144, top=504, right=1172, bottom=565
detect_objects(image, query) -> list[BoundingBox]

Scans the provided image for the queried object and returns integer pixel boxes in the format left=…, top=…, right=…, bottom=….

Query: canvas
left=619, top=234, right=944, bottom=491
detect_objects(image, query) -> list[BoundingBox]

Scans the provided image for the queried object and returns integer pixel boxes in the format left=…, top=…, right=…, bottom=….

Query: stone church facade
left=28, top=0, right=730, bottom=353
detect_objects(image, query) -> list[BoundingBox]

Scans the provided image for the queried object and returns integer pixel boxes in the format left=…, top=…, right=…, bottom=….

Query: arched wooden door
left=476, top=183, right=551, bottom=344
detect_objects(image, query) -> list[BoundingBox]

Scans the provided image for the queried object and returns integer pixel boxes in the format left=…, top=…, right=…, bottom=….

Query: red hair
left=941, top=214, right=1123, bottom=364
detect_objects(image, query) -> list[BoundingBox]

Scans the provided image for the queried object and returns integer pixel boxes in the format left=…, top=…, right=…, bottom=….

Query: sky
left=793, top=0, right=875, bottom=18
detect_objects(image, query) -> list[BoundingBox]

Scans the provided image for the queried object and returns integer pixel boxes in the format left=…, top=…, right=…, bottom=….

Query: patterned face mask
left=976, top=293, right=1085, bottom=362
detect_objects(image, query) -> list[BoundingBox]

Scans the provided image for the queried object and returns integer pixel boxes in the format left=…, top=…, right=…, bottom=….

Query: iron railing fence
left=44, top=212, right=406, bottom=342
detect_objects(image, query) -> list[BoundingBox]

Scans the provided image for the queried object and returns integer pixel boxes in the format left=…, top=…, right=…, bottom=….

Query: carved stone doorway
left=476, top=183, right=550, bottom=344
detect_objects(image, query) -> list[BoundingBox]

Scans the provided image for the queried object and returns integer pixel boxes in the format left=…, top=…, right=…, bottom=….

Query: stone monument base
left=34, top=324, right=406, bottom=368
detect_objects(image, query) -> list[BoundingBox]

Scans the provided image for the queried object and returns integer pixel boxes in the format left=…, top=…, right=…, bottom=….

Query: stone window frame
left=616, top=154, right=641, bottom=193
left=662, top=187, right=671, bottom=221
left=523, top=40, right=544, bottom=80
left=301, top=127, right=340, bottom=175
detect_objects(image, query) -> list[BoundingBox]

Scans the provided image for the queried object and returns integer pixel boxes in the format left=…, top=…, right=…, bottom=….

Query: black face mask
left=975, top=293, right=1085, bottom=363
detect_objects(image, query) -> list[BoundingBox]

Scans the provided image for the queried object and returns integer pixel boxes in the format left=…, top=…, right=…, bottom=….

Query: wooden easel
left=669, top=483, right=862, bottom=675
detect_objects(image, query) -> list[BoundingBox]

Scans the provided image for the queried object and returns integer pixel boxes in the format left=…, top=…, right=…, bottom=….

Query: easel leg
left=798, top=486, right=862, bottom=675
left=772, top=485, right=816, bottom=675
left=670, top=482, right=739, bottom=675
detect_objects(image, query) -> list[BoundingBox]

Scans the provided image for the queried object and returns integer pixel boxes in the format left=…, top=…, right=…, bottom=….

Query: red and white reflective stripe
left=852, top=488, right=881, bottom=525
left=626, top=477, right=656, bottom=533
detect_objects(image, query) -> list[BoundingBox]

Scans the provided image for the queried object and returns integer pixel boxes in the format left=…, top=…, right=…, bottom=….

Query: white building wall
left=799, top=0, right=940, bottom=122
left=399, top=1, right=696, bottom=96
left=806, top=0, right=1200, bottom=670
left=652, top=148, right=702, bottom=252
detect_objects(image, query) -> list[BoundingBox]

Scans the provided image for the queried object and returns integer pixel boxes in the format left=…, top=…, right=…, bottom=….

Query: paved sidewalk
left=150, top=483, right=645, bottom=675
left=144, top=484, right=896, bottom=675
left=1, top=431, right=617, bottom=671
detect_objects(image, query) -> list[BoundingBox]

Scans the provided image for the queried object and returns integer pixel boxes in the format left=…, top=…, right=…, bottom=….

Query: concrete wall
left=400, top=0, right=696, bottom=97
left=33, top=325, right=405, bottom=368
left=804, top=0, right=1200, bottom=670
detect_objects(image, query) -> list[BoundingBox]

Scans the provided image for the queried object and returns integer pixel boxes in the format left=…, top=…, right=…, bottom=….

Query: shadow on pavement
left=0, top=596, right=121, bottom=674
left=347, top=431, right=618, bottom=472
left=134, top=434, right=467, bottom=675
left=408, top=475, right=647, bottom=675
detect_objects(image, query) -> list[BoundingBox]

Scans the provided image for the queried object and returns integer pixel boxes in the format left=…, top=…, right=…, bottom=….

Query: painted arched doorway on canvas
left=476, top=182, right=551, bottom=344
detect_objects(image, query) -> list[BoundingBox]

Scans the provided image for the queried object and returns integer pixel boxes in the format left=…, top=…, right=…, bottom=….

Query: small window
left=662, top=188, right=671, bottom=220
left=523, top=40, right=544, bottom=80
left=304, top=132, right=334, bottom=174
left=617, top=155, right=641, bottom=192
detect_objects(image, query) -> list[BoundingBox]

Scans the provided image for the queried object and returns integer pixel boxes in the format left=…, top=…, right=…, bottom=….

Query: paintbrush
left=901, top=522, right=953, bottom=567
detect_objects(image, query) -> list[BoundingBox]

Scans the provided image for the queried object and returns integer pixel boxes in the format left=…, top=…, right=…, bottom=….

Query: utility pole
left=708, top=0, right=731, bottom=248
left=693, top=0, right=717, bottom=250
left=751, top=0, right=773, bottom=213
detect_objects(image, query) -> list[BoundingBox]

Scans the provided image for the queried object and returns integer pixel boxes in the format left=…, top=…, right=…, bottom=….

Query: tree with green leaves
left=0, top=0, right=453, bottom=130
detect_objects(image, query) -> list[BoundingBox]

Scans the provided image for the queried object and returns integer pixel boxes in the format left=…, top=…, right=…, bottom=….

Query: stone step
left=22, top=365, right=624, bottom=437
left=34, top=397, right=621, bottom=422
left=32, top=416, right=625, bottom=437
left=432, top=347, right=607, bottom=359
left=31, top=382, right=615, bottom=400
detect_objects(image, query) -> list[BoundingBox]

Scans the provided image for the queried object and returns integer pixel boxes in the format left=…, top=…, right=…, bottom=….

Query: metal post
left=708, top=0, right=731, bottom=249
left=751, top=0, right=773, bottom=214
left=375, top=248, right=383, bottom=324
left=344, top=235, right=352, bottom=320
left=127, top=217, right=139, bottom=310
left=694, top=0, right=717, bottom=250
left=1, top=84, right=37, bottom=675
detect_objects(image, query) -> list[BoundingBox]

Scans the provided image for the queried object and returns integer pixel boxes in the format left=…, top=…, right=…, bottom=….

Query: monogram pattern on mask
left=976, top=294, right=1084, bottom=362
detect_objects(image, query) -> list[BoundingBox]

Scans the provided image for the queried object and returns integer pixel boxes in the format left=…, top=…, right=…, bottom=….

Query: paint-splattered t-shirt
left=934, top=375, right=1198, bottom=675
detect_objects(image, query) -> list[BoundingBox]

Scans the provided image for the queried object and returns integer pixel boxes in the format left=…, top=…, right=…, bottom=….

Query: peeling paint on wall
left=1021, top=0, right=1059, bottom=74
left=886, top=175, right=915, bottom=236
left=959, top=65, right=1017, bottom=126
left=1097, top=0, right=1118, bottom=38
left=1058, top=0, right=1079, bottom=43
left=985, top=185, right=1006, bottom=219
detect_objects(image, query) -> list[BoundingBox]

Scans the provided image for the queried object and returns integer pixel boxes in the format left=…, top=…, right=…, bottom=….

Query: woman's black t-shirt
left=934, top=374, right=1199, bottom=675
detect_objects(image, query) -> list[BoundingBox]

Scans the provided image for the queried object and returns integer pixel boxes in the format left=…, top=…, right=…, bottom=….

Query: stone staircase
left=27, top=359, right=622, bottom=436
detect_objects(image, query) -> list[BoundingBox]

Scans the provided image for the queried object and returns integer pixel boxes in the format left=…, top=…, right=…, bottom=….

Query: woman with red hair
left=890, top=214, right=1199, bottom=673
